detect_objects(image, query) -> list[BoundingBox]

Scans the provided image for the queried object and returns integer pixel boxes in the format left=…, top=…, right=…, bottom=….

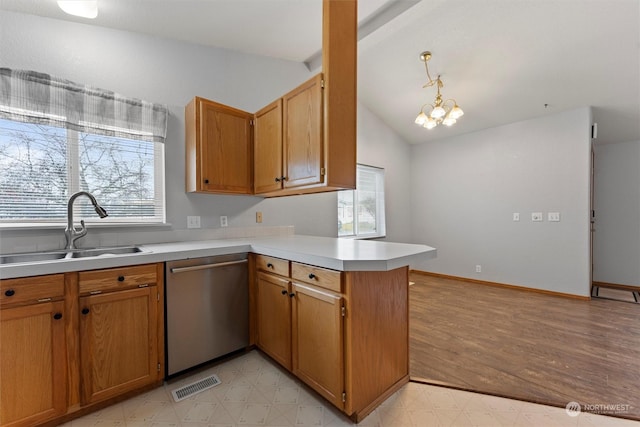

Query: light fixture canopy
left=415, top=51, right=464, bottom=130
left=57, top=1, right=98, bottom=19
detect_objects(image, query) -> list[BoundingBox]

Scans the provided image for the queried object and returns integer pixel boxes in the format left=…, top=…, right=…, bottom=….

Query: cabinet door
left=0, top=301, right=67, bottom=427
left=198, top=99, right=253, bottom=194
left=256, top=272, right=292, bottom=370
left=283, top=74, right=323, bottom=189
left=291, top=282, right=344, bottom=409
left=79, top=287, right=158, bottom=405
left=254, top=99, right=283, bottom=194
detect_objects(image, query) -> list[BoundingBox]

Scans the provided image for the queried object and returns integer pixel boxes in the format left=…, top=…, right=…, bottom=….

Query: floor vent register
left=171, top=374, right=221, bottom=402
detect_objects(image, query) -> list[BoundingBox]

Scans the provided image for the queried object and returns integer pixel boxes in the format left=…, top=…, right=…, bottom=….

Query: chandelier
left=414, top=51, right=464, bottom=129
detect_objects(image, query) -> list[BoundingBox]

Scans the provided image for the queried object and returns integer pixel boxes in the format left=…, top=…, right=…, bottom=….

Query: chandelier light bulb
left=424, top=118, right=438, bottom=129
left=57, top=1, right=98, bottom=19
left=449, top=105, right=464, bottom=119
left=415, top=112, right=428, bottom=126
left=430, top=106, right=446, bottom=119
left=442, top=117, right=457, bottom=126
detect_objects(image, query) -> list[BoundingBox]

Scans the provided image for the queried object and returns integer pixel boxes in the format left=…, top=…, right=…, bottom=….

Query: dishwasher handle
left=170, top=259, right=248, bottom=274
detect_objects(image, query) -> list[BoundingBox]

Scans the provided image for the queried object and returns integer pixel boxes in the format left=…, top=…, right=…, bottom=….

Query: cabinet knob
left=289, top=293, right=296, bottom=298
left=308, top=273, right=316, bottom=280
left=267, top=263, right=274, bottom=268
left=53, top=312, right=63, bottom=320
left=82, top=308, right=90, bottom=315
left=281, top=176, right=288, bottom=181
left=275, top=177, right=281, bottom=182
left=117, top=276, right=125, bottom=282
left=4, top=289, right=15, bottom=297
left=281, top=289, right=288, bottom=296
left=204, top=179, right=209, bottom=184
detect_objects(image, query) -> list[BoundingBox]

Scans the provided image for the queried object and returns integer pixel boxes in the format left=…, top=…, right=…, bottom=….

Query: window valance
left=0, top=68, right=168, bottom=143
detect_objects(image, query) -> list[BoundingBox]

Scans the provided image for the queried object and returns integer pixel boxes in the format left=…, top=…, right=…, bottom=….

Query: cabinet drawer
left=291, top=262, right=342, bottom=293
left=0, top=274, right=65, bottom=306
left=79, top=264, right=157, bottom=295
left=256, top=255, right=289, bottom=277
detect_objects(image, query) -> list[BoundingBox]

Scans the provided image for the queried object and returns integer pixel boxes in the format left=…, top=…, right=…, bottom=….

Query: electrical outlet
left=548, top=212, right=561, bottom=222
left=256, top=211, right=263, bottom=223
left=475, top=265, right=482, bottom=273
left=187, top=216, right=201, bottom=229
left=532, top=212, right=543, bottom=222
left=513, top=212, right=520, bottom=221
left=220, top=216, right=228, bottom=227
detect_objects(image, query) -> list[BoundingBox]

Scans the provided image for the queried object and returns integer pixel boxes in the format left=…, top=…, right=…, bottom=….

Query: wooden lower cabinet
left=0, top=299, right=67, bottom=427
left=79, top=286, right=158, bottom=405
left=252, top=254, right=409, bottom=422
left=291, top=282, right=344, bottom=409
left=256, top=272, right=291, bottom=369
left=0, top=264, right=164, bottom=427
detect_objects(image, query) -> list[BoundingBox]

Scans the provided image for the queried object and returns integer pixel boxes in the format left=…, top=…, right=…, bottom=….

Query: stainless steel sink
left=0, top=251, right=69, bottom=264
left=68, top=246, right=145, bottom=258
left=0, top=246, right=147, bottom=264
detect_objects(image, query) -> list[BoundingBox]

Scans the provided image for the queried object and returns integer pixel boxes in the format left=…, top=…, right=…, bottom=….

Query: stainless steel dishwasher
left=165, top=253, right=249, bottom=377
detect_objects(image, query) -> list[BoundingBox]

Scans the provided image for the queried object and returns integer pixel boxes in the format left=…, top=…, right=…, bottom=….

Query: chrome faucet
left=64, top=191, right=108, bottom=250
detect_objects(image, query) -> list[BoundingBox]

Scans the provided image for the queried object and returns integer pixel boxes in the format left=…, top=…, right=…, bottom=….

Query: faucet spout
left=65, top=191, right=109, bottom=250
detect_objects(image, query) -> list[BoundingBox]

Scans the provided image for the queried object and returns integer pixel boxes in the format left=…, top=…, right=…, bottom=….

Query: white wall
left=0, top=11, right=414, bottom=252
left=593, top=140, right=640, bottom=286
left=409, top=108, right=593, bottom=296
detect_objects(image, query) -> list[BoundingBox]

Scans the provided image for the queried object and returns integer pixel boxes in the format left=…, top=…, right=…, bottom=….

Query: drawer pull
left=90, top=290, right=102, bottom=295
left=138, top=284, right=149, bottom=288
left=37, top=298, right=52, bottom=303
left=289, top=292, right=296, bottom=298
left=281, top=289, right=288, bottom=296
left=117, top=276, right=125, bottom=282
left=82, top=308, right=90, bottom=315
left=267, top=263, right=274, bottom=268
left=5, top=289, right=15, bottom=297
left=308, top=273, right=316, bottom=280
left=53, top=313, right=63, bottom=320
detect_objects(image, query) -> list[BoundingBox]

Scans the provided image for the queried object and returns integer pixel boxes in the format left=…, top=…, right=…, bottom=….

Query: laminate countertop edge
left=0, top=235, right=437, bottom=279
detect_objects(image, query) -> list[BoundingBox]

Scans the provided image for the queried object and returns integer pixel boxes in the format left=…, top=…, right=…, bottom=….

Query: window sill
left=338, top=234, right=386, bottom=240
left=0, top=222, right=172, bottom=231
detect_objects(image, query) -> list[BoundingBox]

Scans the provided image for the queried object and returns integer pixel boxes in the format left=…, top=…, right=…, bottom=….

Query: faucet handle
left=76, top=220, right=88, bottom=237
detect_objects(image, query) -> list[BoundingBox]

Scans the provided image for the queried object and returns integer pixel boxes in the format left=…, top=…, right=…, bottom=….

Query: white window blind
left=338, top=164, right=386, bottom=238
left=0, top=69, right=167, bottom=224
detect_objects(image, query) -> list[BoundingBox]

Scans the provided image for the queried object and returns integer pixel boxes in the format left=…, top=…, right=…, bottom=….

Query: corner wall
left=409, top=108, right=593, bottom=296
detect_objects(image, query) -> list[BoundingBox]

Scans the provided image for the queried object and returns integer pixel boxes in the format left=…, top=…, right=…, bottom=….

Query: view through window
left=338, top=164, right=386, bottom=238
left=0, top=119, right=165, bottom=223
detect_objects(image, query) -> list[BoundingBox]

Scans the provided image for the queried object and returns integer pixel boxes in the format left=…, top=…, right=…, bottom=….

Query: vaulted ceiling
left=2, top=0, right=639, bottom=145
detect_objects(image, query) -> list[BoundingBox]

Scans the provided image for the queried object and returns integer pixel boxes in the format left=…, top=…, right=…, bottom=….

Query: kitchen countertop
left=0, top=235, right=436, bottom=279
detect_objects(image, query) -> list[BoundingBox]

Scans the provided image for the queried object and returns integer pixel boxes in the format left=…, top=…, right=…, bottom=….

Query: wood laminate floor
left=409, top=273, right=640, bottom=421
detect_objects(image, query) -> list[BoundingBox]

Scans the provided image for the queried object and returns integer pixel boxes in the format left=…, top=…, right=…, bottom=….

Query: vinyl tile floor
left=61, top=350, right=640, bottom=427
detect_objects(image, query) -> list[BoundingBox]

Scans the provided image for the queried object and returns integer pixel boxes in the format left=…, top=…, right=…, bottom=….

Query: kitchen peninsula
left=0, top=235, right=435, bottom=425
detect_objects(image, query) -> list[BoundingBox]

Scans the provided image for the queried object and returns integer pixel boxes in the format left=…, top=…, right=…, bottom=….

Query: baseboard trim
left=592, top=281, right=640, bottom=291
left=410, top=270, right=590, bottom=300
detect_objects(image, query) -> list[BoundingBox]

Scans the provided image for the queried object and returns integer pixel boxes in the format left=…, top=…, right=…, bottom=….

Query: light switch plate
left=220, top=216, right=228, bottom=227
left=513, top=213, right=520, bottom=221
left=532, top=212, right=543, bottom=222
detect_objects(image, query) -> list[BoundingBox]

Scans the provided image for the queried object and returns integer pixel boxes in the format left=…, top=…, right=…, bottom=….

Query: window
left=0, top=69, right=167, bottom=225
left=338, top=164, right=386, bottom=238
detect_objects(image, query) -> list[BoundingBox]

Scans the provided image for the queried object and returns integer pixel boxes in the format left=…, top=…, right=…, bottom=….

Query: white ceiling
left=2, top=0, right=639, bottom=145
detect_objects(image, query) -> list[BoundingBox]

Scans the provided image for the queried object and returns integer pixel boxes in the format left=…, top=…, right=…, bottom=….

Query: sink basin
left=0, top=246, right=148, bottom=265
left=68, top=246, right=145, bottom=258
left=0, top=251, right=68, bottom=265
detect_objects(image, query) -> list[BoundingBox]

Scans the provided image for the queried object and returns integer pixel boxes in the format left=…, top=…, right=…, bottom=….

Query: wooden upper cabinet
left=185, top=97, right=253, bottom=194
left=283, top=74, right=324, bottom=189
left=254, top=99, right=283, bottom=194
